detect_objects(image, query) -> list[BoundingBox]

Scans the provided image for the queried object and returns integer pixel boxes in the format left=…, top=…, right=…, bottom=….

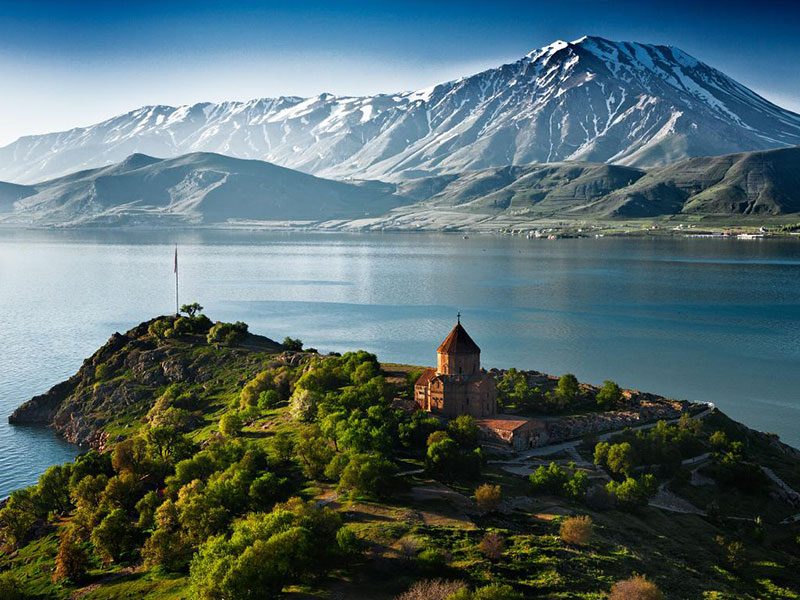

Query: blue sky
left=1, top=0, right=798, bottom=146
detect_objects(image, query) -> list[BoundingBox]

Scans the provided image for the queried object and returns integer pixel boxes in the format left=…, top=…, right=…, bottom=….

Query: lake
left=2, top=229, right=800, bottom=498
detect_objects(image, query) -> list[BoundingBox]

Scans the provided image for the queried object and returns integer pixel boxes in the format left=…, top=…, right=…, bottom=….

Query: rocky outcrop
left=8, top=315, right=283, bottom=447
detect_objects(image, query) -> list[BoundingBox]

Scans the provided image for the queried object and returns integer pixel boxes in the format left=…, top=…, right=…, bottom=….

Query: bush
left=282, top=336, right=303, bottom=351
left=207, top=321, right=248, bottom=345
left=336, top=525, right=366, bottom=556
left=560, top=515, right=593, bottom=546
left=608, top=575, right=664, bottom=600
left=54, top=525, right=89, bottom=583
left=416, top=547, right=449, bottom=573
left=220, top=413, right=243, bottom=437
left=394, top=579, right=466, bottom=600
left=479, top=531, right=505, bottom=561
left=474, top=483, right=502, bottom=513
left=0, top=572, right=25, bottom=600
left=448, top=584, right=523, bottom=600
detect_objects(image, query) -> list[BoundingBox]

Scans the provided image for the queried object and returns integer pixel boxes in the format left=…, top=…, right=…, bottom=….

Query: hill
left=0, top=152, right=403, bottom=226
left=2, top=314, right=800, bottom=599
left=2, top=36, right=799, bottom=184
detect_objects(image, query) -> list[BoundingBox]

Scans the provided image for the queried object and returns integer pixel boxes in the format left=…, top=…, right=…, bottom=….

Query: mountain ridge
left=2, top=36, right=799, bottom=184
left=1, top=146, right=799, bottom=227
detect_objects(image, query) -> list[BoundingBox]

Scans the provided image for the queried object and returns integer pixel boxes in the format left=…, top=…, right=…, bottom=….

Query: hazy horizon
left=1, top=0, right=799, bottom=147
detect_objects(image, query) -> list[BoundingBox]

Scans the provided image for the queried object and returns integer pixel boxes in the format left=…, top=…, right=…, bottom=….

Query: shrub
left=608, top=575, right=664, bottom=600
left=560, top=515, right=593, bottom=546
left=282, top=336, right=304, bottom=351
left=207, top=321, right=248, bottom=345
left=336, top=525, right=366, bottom=556
left=479, top=531, right=505, bottom=561
left=448, top=584, right=523, bottom=600
left=0, top=572, right=24, bottom=600
left=475, top=483, right=502, bottom=513
left=394, top=579, right=466, bottom=600
left=448, top=415, right=478, bottom=447
left=54, top=525, right=89, bottom=583
left=220, top=412, right=243, bottom=437
left=398, top=535, right=422, bottom=561
left=289, top=388, right=321, bottom=422
left=416, top=547, right=448, bottom=573
left=148, top=319, right=172, bottom=340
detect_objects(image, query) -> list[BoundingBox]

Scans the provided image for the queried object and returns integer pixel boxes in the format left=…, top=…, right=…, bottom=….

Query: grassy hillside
left=1, top=314, right=799, bottom=599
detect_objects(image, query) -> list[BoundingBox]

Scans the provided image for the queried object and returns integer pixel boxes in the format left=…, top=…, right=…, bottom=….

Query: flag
left=174, top=246, right=178, bottom=274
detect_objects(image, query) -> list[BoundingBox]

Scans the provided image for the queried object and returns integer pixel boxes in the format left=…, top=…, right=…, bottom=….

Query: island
left=2, top=309, right=799, bottom=599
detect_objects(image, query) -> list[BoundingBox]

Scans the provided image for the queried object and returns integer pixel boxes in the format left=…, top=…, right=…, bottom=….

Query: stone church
left=414, top=318, right=497, bottom=418
left=414, top=318, right=548, bottom=450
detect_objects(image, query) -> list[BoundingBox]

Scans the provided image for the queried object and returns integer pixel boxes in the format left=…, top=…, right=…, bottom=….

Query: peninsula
left=2, top=311, right=799, bottom=599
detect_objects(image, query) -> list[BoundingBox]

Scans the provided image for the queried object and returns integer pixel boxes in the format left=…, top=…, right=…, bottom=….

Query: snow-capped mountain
left=3, top=35, right=800, bottom=184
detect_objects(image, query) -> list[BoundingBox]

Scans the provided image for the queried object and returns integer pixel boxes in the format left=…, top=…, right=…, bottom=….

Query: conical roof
left=437, top=322, right=481, bottom=355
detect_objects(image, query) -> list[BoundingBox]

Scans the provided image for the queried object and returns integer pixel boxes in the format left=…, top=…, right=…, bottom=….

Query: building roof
left=414, top=367, right=437, bottom=387
left=437, top=322, right=481, bottom=355
left=475, top=415, right=545, bottom=433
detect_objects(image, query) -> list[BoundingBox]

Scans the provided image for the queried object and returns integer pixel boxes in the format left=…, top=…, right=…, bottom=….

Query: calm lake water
left=2, top=229, right=800, bottom=497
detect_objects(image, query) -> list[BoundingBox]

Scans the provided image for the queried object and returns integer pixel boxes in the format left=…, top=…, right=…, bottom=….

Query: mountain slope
left=2, top=36, right=799, bottom=184
left=0, top=152, right=403, bottom=226
left=585, top=146, right=800, bottom=217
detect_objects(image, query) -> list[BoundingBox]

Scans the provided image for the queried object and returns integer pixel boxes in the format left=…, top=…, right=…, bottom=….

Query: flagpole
left=174, top=245, right=179, bottom=316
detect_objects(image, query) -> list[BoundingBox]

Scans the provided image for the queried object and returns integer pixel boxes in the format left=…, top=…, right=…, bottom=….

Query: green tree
left=606, top=474, right=658, bottom=510
left=180, top=302, right=203, bottom=317
left=295, top=426, right=334, bottom=479
left=606, top=442, right=637, bottom=476
left=36, top=463, right=73, bottom=515
left=448, top=415, right=479, bottom=448
left=597, top=380, right=623, bottom=408
left=220, top=413, right=243, bottom=437
left=338, top=453, right=397, bottom=497
left=556, top=373, right=579, bottom=403
left=91, top=508, right=136, bottom=564
left=0, top=488, right=39, bottom=548
left=282, top=336, right=304, bottom=351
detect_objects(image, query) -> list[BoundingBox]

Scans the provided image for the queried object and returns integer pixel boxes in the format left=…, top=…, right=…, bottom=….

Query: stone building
left=415, top=318, right=547, bottom=451
left=414, top=318, right=497, bottom=418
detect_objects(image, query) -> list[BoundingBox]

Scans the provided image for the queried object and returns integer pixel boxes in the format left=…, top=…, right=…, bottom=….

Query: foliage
left=282, top=336, right=304, bottom=351
left=448, top=415, right=479, bottom=448
left=54, top=525, right=89, bottom=583
left=529, top=462, right=588, bottom=500
left=556, top=373, right=579, bottom=403
left=447, top=583, right=523, bottom=600
left=427, top=435, right=481, bottom=479
left=180, top=302, right=203, bottom=317
left=188, top=498, right=342, bottom=600
left=479, top=531, right=505, bottom=561
left=338, top=452, right=398, bottom=497
left=0, top=489, right=38, bottom=548
left=219, top=412, right=243, bottom=437
left=0, top=572, right=24, bottom=600
left=606, top=475, right=658, bottom=510
left=608, top=575, right=664, bottom=600
left=560, top=515, right=593, bottom=546
left=90, top=508, right=137, bottom=564
left=207, top=321, right=248, bottom=345
left=474, top=483, right=502, bottom=513
left=394, top=579, right=466, bottom=600
left=596, top=380, right=623, bottom=408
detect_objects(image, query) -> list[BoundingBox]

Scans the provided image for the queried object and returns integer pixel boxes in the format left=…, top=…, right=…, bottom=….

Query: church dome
left=437, top=322, right=480, bottom=355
